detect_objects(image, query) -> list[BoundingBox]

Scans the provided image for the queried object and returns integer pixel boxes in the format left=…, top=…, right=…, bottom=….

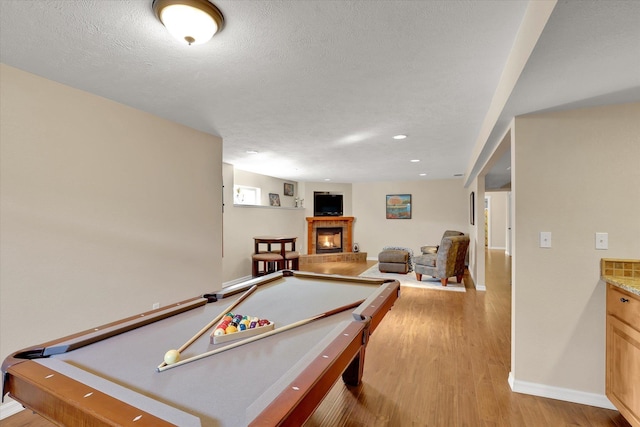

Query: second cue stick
left=158, top=298, right=366, bottom=372
left=157, top=284, right=258, bottom=369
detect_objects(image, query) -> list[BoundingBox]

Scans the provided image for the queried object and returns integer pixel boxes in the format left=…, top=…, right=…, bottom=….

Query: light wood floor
left=2, top=251, right=631, bottom=426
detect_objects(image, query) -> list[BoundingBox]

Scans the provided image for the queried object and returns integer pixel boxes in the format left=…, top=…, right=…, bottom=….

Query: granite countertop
left=602, top=275, right=640, bottom=296
left=601, top=258, right=640, bottom=297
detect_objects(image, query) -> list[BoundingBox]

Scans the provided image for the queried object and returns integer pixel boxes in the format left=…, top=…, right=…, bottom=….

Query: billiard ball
left=164, top=349, right=180, bottom=365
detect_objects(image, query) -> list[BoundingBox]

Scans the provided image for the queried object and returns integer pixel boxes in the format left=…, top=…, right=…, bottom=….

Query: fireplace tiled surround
left=301, top=216, right=367, bottom=264
left=306, top=216, right=354, bottom=254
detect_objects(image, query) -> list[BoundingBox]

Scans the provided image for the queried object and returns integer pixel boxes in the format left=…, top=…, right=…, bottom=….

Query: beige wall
left=0, top=65, right=223, bottom=361
left=352, top=179, right=468, bottom=258
left=512, top=102, right=640, bottom=400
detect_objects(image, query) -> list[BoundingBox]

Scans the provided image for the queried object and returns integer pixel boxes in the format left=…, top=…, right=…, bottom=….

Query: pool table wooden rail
left=249, top=321, right=368, bottom=426
left=5, top=360, right=181, bottom=427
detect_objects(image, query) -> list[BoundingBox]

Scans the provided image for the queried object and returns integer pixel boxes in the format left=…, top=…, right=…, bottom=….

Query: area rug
left=359, top=264, right=466, bottom=292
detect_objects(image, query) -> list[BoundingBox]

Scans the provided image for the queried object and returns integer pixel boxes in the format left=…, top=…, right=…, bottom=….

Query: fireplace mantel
left=306, top=216, right=354, bottom=254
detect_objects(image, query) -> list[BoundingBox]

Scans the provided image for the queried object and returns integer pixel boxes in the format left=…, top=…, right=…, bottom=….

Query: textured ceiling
left=1, top=0, right=639, bottom=186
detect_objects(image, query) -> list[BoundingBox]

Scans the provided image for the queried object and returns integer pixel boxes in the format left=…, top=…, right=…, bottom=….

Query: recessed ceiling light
left=393, top=134, right=407, bottom=140
left=410, top=159, right=420, bottom=163
left=324, top=178, right=331, bottom=181
left=419, top=173, right=427, bottom=176
left=246, top=150, right=258, bottom=154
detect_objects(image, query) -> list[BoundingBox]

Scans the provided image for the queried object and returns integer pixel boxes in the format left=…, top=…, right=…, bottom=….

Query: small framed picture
left=283, top=183, right=294, bottom=196
left=386, top=194, right=412, bottom=219
left=269, top=193, right=281, bottom=207
left=470, top=192, right=475, bottom=225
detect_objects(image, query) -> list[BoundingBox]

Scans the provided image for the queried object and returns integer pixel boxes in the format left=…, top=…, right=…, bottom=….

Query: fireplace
left=306, top=216, right=354, bottom=254
left=316, top=227, right=342, bottom=254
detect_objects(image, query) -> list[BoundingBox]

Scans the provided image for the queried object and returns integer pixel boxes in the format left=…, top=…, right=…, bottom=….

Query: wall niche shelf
left=233, top=204, right=305, bottom=210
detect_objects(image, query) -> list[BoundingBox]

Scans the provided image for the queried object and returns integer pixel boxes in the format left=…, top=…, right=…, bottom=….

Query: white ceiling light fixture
left=153, top=0, right=224, bottom=45
left=392, top=134, right=407, bottom=140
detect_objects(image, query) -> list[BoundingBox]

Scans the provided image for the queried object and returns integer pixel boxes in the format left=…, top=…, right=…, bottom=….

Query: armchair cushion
left=420, top=230, right=464, bottom=254
left=420, top=245, right=439, bottom=255
left=415, top=253, right=437, bottom=268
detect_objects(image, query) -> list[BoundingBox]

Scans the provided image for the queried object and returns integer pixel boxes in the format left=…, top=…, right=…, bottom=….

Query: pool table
left=2, top=270, right=400, bottom=427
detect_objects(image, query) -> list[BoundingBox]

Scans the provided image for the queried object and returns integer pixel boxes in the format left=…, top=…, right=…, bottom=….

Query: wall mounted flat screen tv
left=314, top=193, right=343, bottom=216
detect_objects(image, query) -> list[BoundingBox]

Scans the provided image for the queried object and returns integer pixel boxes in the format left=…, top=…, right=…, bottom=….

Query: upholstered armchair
left=414, top=234, right=470, bottom=286
left=420, top=230, right=465, bottom=255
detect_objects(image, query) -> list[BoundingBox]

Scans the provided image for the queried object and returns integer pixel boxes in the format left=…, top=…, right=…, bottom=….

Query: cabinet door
left=606, top=315, right=640, bottom=427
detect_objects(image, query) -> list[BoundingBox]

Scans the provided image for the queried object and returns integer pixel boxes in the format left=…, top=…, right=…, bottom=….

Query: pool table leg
left=342, top=345, right=366, bottom=386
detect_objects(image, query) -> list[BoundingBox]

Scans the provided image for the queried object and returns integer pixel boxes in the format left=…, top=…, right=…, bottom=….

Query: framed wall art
left=386, top=194, right=412, bottom=219
left=283, top=183, right=294, bottom=196
left=470, top=192, right=475, bottom=225
left=269, top=193, right=281, bottom=207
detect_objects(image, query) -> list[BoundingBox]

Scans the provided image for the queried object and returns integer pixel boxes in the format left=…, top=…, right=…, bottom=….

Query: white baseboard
left=0, top=399, right=24, bottom=420
left=508, top=372, right=616, bottom=410
left=468, top=269, right=486, bottom=291
left=222, top=275, right=252, bottom=287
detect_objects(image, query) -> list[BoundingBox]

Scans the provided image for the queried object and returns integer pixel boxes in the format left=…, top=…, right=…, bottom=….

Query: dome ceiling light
left=153, top=0, right=224, bottom=45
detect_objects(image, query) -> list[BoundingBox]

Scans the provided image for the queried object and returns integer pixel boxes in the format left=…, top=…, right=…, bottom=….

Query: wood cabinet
left=606, top=283, right=640, bottom=427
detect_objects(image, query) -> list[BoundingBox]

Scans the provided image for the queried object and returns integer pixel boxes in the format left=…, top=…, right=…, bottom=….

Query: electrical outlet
left=540, top=232, right=552, bottom=248
left=152, top=302, right=160, bottom=310
left=595, top=232, right=608, bottom=250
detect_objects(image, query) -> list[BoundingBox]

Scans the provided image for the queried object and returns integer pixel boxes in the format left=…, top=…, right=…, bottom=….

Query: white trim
left=0, top=399, right=24, bottom=420
left=508, top=372, right=616, bottom=410
left=222, top=275, right=252, bottom=288
left=485, top=195, right=491, bottom=248
left=469, top=268, right=487, bottom=291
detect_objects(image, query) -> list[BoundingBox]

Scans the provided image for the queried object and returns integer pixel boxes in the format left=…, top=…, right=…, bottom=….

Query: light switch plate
left=595, top=232, right=608, bottom=250
left=540, top=231, right=552, bottom=248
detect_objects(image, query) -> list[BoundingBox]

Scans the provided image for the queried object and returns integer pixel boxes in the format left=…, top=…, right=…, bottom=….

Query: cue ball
left=164, top=349, right=180, bottom=365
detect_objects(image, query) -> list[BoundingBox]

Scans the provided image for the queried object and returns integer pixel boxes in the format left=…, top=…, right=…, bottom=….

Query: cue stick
left=157, top=284, right=258, bottom=369
left=157, top=298, right=366, bottom=372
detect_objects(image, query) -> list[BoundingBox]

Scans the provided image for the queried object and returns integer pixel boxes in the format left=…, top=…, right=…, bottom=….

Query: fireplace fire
left=316, top=227, right=342, bottom=254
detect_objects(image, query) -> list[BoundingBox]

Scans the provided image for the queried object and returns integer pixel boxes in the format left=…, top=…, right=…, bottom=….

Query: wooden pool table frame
left=2, top=271, right=400, bottom=426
